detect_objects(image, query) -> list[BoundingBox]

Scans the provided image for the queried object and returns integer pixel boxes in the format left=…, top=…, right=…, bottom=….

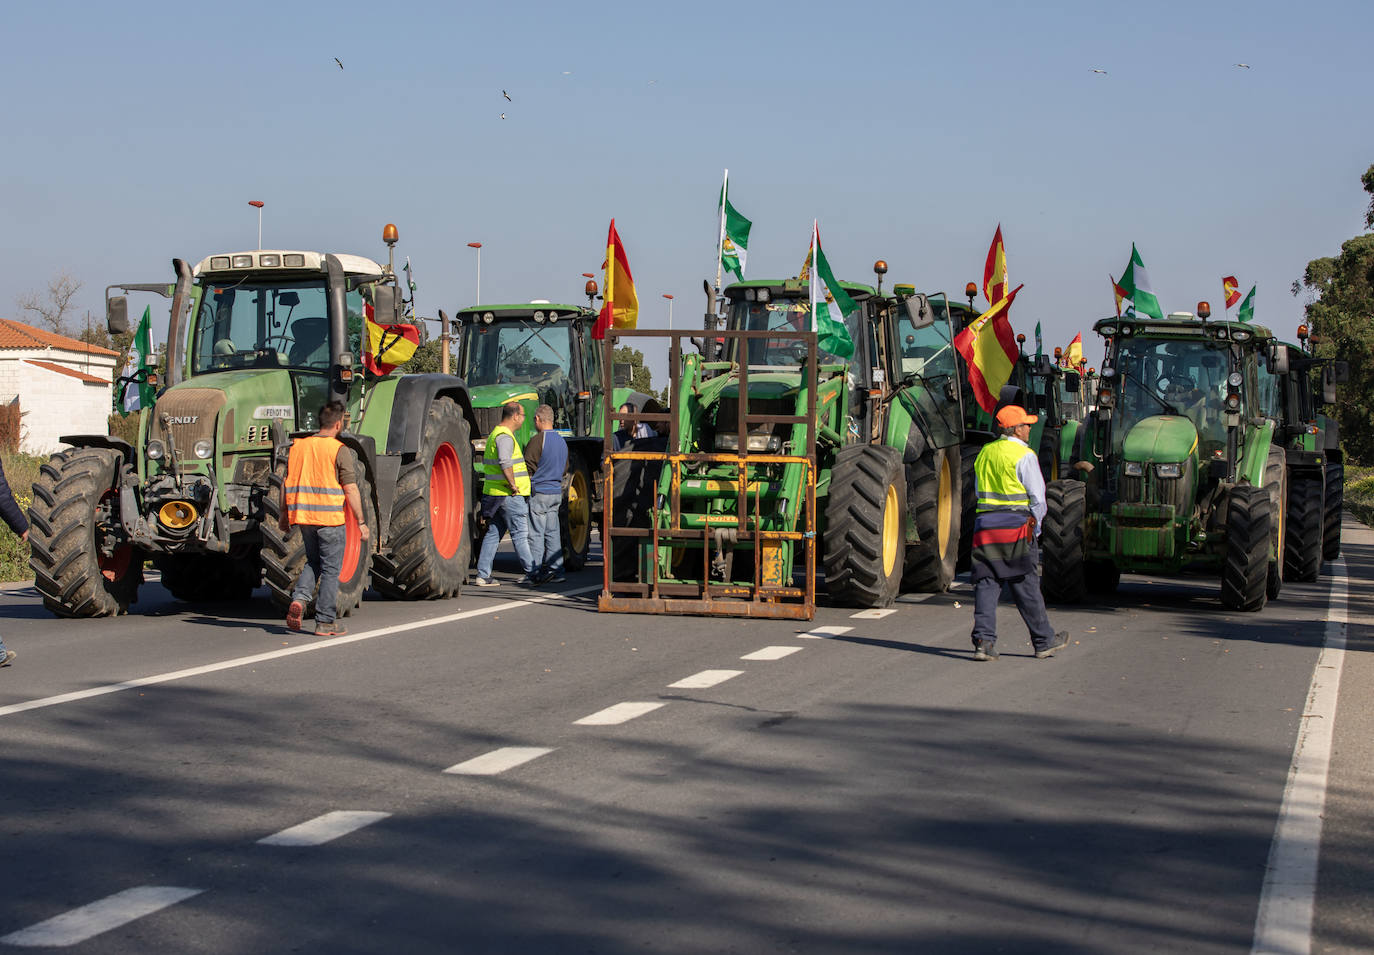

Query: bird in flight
left=500, top=113, right=506, bottom=120
left=1090, top=68, right=1107, bottom=74
left=334, top=57, right=343, bottom=70
left=1234, top=62, right=1251, bottom=69
left=502, top=90, right=512, bottom=101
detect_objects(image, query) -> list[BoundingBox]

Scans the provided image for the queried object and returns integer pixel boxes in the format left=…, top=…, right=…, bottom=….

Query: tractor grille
left=472, top=405, right=504, bottom=439
left=1119, top=461, right=1195, bottom=513
left=149, top=389, right=225, bottom=457
left=715, top=395, right=795, bottom=432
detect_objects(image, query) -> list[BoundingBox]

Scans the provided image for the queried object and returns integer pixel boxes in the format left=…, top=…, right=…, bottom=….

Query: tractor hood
left=717, top=375, right=803, bottom=400
left=1122, top=415, right=1199, bottom=464
left=467, top=382, right=542, bottom=409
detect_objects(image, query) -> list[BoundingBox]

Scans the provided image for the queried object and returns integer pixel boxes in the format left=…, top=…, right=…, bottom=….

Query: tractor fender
left=58, top=434, right=135, bottom=467
left=1237, top=419, right=1277, bottom=487
left=385, top=374, right=478, bottom=457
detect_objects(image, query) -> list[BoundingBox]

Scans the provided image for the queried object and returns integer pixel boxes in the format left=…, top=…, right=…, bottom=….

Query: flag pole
left=714, top=168, right=728, bottom=299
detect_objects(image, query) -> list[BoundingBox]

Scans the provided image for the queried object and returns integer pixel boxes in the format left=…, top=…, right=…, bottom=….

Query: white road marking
left=849, top=608, right=897, bottom=619
left=798, top=625, right=853, bottom=639
left=574, top=702, right=665, bottom=725
left=1, top=886, right=203, bottom=947
left=668, top=669, right=743, bottom=689
left=0, top=585, right=601, bottom=720
left=1251, top=557, right=1348, bottom=955
left=257, top=810, right=391, bottom=847
left=740, top=646, right=803, bottom=661
left=444, top=746, right=554, bottom=775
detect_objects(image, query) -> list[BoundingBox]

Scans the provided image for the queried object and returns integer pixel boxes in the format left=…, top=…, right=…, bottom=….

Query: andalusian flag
left=1222, top=275, right=1242, bottom=312
left=718, top=171, right=752, bottom=282
left=117, top=306, right=156, bottom=415
left=1034, top=321, right=1043, bottom=359
left=1237, top=285, right=1256, bottom=324
left=592, top=218, right=639, bottom=340
left=954, top=284, right=1023, bottom=414
left=808, top=221, right=855, bottom=359
left=983, top=225, right=1008, bottom=306
left=363, top=301, right=419, bottom=376
left=1111, top=274, right=1127, bottom=318
left=1117, top=244, right=1164, bottom=320
left=1066, top=332, right=1083, bottom=368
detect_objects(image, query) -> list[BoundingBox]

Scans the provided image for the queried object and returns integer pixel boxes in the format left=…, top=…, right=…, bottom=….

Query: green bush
left=0, top=451, right=42, bottom=583
left=1348, top=464, right=1374, bottom=529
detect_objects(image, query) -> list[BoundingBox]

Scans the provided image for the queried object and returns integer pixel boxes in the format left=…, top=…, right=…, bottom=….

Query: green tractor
left=29, top=226, right=477, bottom=618
left=598, top=265, right=967, bottom=619
left=1040, top=307, right=1293, bottom=612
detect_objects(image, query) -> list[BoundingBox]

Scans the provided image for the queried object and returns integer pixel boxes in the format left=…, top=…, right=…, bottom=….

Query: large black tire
left=1323, top=460, right=1343, bottom=561
left=901, top=445, right=961, bottom=593
left=262, top=457, right=376, bottom=618
left=560, top=455, right=593, bottom=572
left=1265, top=449, right=1286, bottom=602
left=956, top=443, right=979, bottom=572
left=1040, top=479, right=1087, bottom=604
left=155, top=554, right=260, bottom=602
left=607, top=434, right=667, bottom=582
left=1283, top=475, right=1324, bottom=583
left=1220, top=484, right=1270, bottom=612
left=823, top=445, right=905, bottom=608
left=371, top=398, right=472, bottom=600
left=28, top=447, right=142, bottom=617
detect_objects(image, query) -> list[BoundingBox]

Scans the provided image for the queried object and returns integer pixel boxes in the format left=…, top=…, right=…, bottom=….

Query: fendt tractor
left=28, top=225, right=477, bottom=618
left=598, top=263, right=967, bottom=619
left=450, top=296, right=661, bottom=569
left=1039, top=304, right=1300, bottom=612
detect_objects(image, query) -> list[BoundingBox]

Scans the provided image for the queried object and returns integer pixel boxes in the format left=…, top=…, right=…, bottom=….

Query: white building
left=0, top=318, right=119, bottom=456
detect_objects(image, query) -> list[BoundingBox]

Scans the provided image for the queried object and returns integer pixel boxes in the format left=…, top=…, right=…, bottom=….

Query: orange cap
left=995, top=404, right=1038, bottom=428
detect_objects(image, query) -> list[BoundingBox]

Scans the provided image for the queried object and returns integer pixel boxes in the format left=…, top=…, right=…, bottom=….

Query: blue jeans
left=528, top=491, right=563, bottom=576
left=970, top=561, right=1055, bottom=651
left=292, top=523, right=346, bottom=624
left=476, top=495, right=535, bottom=580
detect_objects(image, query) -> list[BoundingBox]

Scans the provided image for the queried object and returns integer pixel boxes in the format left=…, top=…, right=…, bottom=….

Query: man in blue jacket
left=0, top=458, right=29, bottom=666
left=524, top=404, right=568, bottom=583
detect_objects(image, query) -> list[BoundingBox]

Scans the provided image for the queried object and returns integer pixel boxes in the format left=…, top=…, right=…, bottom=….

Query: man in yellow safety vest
left=473, top=402, right=536, bottom=587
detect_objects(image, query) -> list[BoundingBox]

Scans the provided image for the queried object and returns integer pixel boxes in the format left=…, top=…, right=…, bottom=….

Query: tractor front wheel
left=823, top=444, right=905, bottom=608
left=560, top=456, right=593, bottom=572
left=1040, top=479, right=1087, bottom=604
left=1283, top=475, right=1323, bottom=582
left=1220, top=485, right=1270, bottom=612
left=1322, top=460, right=1343, bottom=561
left=901, top=445, right=960, bottom=593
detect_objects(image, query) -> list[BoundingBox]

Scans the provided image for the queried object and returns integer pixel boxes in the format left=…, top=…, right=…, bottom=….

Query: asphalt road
left=0, top=518, right=1368, bottom=954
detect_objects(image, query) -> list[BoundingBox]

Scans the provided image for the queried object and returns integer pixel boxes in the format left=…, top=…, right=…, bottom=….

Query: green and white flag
left=808, top=220, right=855, bottom=359
left=1236, top=284, right=1256, bottom=323
left=1118, top=243, right=1164, bottom=321
left=1034, top=321, right=1043, bottom=358
left=718, top=171, right=752, bottom=282
left=117, top=306, right=156, bottom=415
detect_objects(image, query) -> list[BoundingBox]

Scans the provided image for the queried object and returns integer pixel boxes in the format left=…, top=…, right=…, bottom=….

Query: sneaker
left=972, top=640, right=999, bottom=662
left=1035, top=632, right=1071, bottom=659
left=472, top=577, right=500, bottom=588
left=517, top=574, right=541, bottom=586
left=0, top=650, right=15, bottom=667
left=286, top=600, right=304, bottom=632
left=315, top=621, right=347, bottom=637
left=545, top=573, right=566, bottom=583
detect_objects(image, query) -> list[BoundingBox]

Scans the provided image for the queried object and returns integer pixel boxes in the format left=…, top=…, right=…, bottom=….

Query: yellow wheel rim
left=568, top=469, right=590, bottom=554
left=882, top=483, right=900, bottom=577
left=936, top=454, right=953, bottom=557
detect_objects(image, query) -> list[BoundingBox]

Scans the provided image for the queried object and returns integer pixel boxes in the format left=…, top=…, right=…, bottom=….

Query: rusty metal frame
left=597, top=327, right=820, bottom=619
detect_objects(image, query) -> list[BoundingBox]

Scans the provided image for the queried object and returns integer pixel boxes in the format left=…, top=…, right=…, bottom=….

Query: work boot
left=286, top=600, right=304, bottom=632
left=972, top=640, right=999, bottom=662
left=314, top=620, right=347, bottom=637
left=1035, top=632, right=1071, bottom=659
left=0, top=650, right=15, bottom=667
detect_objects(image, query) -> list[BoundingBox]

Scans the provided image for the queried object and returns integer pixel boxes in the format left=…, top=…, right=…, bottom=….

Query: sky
left=3, top=0, right=1371, bottom=389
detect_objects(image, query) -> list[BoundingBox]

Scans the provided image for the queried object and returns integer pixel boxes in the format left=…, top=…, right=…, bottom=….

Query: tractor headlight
left=1155, top=463, right=1182, bottom=479
left=532, top=310, right=545, bottom=324
left=714, top=433, right=740, bottom=451
left=1231, top=328, right=1253, bottom=343
left=1124, top=461, right=1143, bottom=477
left=193, top=439, right=213, bottom=459
left=714, top=432, right=780, bottom=453
left=146, top=440, right=165, bottom=460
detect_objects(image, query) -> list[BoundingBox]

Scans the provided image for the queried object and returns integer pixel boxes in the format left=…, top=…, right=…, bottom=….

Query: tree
left=1293, top=163, right=1374, bottom=464
left=612, top=345, right=655, bottom=396
left=401, top=337, right=448, bottom=375
left=17, top=271, right=83, bottom=336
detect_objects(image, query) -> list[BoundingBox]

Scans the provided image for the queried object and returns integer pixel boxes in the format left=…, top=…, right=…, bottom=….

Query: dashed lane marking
left=0, top=585, right=601, bottom=720
left=1, top=886, right=204, bottom=947
left=740, top=646, right=803, bottom=661
left=668, top=669, right=744, bottom=689
left=798, top=626, right=853, bottom=639
left=574, top=702, right=665, bottom=725
left=444, top=747, right=555, bottom=775
left=849, top=608, right=897, bottom=619
left=257, top=810, right=392, bottom=847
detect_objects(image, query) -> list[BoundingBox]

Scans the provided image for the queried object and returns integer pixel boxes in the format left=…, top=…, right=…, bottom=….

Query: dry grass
left=0, top=450, right=42, bottom=582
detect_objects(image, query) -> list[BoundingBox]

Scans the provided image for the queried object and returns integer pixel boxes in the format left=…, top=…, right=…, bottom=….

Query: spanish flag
left=983, top=224, right=1008, bottom=306
left=954, top=283, right=1023, bottom=414
left=591, top=219, right=639, bottom=340
left=1066, top=332, right=1083, bottom=367
left=1222, top=275, right=1241, bottom=311
left=363, top=302, right=419, bottom=376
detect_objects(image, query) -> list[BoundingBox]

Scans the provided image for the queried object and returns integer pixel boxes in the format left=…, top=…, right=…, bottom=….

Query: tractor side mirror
left=903, top=293, right=934, bottom=330
left=613, top=362, right=634, bottom=387
left=1065, top=372, right=1081, bottom=394
left=107, top=296, right=129, bottom=335
left=370, top=284, right=400, bottom=324
left=1331, top=360, right=1349, bottom=384
left=1036, top=354, right=1054, bottom=375
left=1268, top=343, right=1289, bottom=375
left=1321, top=365, right=1339, bottom=404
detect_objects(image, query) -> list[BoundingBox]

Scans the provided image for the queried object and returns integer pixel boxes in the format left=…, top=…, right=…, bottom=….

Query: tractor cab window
left=727, top=297, right=855, bottom=367
left=1112, top=339, right=1231, bottom=453
left=458, top=319, right=576, bottom=424
left=191, top=280, right=359, bottom=375
left=893, top=300, right=957, bottom=384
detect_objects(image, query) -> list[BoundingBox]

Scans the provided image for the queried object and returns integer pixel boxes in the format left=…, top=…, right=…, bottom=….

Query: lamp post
left=248, top=200, right=264, bottom=249
left=662, top=293, right=674, bottom=331
left=467, top=242, right=483, bottom=304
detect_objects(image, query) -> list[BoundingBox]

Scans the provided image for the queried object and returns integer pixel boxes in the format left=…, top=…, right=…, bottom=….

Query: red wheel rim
left=430, top=442, right=463, bottom=559
left=97, top=489, right=132, bottom=582
left=340, top=506, right=361, bottom=581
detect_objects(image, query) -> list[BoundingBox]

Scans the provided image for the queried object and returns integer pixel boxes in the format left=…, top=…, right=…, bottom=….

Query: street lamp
left=467, top=242, right=483, bottom=304
left=248, top=200, right=264, bottom=249
left=662, top=293, right=674, bottom=330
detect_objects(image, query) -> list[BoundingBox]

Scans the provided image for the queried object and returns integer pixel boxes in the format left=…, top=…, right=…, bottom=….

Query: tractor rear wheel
left=901, top=445, right=960, bottom=593
left=1038, top=429, right=1061, bottom=483
left=1265, top=449, right=1286, bottom=602
left=263, top=458, right=376, bottom=618
left=28, top=448, right=142, bottom=617
left=155, top=554, right=260, bottom=602
left=1322, top=460, right=1343, bottom=561
left=1283, top=475, right=1323, bottom=582
left=560, top=455, right=592, bottom=572
left=1220, top=484, right=1270, bottom=612
left=1040, top=479, right=1086, bottom=604
left=607, top=434, right=666, bottom=582
left=956, top=443, right=979, bottom=572
left=372, top=398, right=471, bottom=599
left=823, top=444, right=905, bottom=608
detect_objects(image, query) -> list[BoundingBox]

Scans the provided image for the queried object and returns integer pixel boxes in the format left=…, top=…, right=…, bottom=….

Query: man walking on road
left=524, top=404, right=568, bottom=583
left=474, top=402, right=536, bottom=587
left=969, top=404, right=1069, bottom=662
left=0, top=457, right=28, bottom=666
left=278, top=400, right=369, bottom=636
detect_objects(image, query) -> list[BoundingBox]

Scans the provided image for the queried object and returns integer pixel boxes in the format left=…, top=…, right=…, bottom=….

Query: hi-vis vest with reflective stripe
left=482, top=424, right=531, bottom=496
left=974, top=436, right=1033, bottom=513
left=285, top=435, right=346, bottom=526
